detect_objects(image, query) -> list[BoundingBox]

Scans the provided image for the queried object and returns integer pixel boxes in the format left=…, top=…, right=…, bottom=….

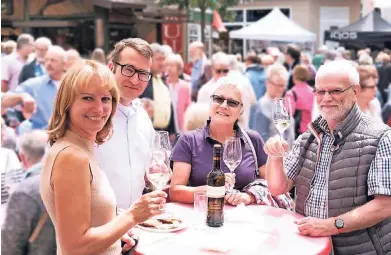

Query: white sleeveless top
left=40, top=131, right=121, bottom=255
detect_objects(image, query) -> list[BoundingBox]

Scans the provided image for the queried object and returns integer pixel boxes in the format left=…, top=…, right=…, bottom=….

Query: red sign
left=162, top=17, right=184, bottom=55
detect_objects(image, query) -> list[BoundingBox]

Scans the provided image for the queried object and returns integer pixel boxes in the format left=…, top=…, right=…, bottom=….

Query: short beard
left=320, top=101, right=355, bottom=123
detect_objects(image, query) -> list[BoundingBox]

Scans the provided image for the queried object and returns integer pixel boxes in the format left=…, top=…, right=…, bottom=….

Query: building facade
left=224, top=0, right=361, bottom=55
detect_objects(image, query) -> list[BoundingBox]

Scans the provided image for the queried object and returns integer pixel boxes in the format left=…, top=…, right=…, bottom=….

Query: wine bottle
left=206, top=144, right=225, bottom=227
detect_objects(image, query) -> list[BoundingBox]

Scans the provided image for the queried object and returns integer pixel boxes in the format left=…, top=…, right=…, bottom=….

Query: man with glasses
left=197, top=52, right=230, bottom=104
left=250, top=63, right=295, bottom=147
left=95, top=38, right=156, bottom=212
left=264, top=60, right=391, bottom=255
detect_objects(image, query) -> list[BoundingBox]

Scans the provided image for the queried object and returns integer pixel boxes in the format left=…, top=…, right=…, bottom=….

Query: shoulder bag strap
left=239, top=127, right=259, bottom=177
left=28, top=212, right=49, bottom=243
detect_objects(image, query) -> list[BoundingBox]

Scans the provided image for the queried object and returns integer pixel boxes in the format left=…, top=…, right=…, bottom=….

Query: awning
left=92, top=0, right=148, bottom=9
left=213, top=10, right=227, bottom=33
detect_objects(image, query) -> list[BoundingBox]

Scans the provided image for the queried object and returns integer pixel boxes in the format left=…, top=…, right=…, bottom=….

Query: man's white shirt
left=95, top=98, right=155, bottom=209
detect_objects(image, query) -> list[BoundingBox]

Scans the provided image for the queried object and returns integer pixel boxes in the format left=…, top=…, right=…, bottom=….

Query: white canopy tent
left=229, top=8, right=316, bottom=42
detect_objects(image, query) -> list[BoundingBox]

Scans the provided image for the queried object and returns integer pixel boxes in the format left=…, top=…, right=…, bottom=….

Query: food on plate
left=139, top=217, right=182, bottom=230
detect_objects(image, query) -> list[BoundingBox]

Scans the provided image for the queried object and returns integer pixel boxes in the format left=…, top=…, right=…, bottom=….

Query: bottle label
left=207, top=186, right=225, bottom=198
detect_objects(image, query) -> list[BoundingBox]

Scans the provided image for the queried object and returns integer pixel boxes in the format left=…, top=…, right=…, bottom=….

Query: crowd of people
left=0, top=33, right=390, bottom=255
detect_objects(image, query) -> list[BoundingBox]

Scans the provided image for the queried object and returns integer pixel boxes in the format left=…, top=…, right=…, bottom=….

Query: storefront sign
left=162, top=17, right=184, bottom=54
left=330, top=31, right=357, bottom=40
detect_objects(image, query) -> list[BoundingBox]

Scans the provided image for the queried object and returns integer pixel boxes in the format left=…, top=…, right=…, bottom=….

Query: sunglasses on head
left=210, top=95, right=242, bottom=108
left=215, top=69, right=229, bottom=74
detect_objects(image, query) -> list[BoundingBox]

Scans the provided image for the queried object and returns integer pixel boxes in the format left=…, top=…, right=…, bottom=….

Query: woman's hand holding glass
left=127, top=191, right=167, bottom=224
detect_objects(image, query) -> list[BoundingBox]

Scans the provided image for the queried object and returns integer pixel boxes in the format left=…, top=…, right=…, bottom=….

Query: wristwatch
left=334, top=218, right=344, bottom=234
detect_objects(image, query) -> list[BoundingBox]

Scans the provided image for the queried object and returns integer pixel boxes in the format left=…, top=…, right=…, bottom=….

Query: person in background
left=2, top=130, right=56, bottom=255
left=165, top=54, right=191, bottom=134
left=140, top=97, right=154, bottom=120
left=286, top=65, right=315, bottom=137
left=197, top=52, right=230, bottom=104
left=182, top=103, right=209, bottom=131
left=188, top=41, right=212, bottom=101
left=18, top=37, right=52, bottom=84
left=65, top=48, right=81, bottom=71
left=2, top=34, right=34, bottom=92
left=170, top=76, right=294, bottom=209
left=95, top=38, right=157, bottom=211
left=140, top=43, right=176, bottom=139
left=377, top=52, right=391, bottom=103
left=264, top=60, right=391, bottom=255
left=356, top=65, right=383, bottom=123
left=251, top=63, right=295, bottom=147
left=91, top=48, right=107, bottom=65
left=312, top=45, right=327, bottom=70
left=1, top=46, right=67, bottom=133
left=2, top=40, right=17, bottom=56
left=245, top=54, right=266, bottom=100
left=358, top=54, right=373, bottom=66
left=235, top=53, right=246, bottom=73
left=300, top=53, right=316, bottom=86
left=227, top=54, right=256, bottom=129
left=260, top=54, right=274, bottom=69
left=283, top=44, right=301, bottom=90
left=41, top=60, right=166, bottom=255
left=1, top=118, right=22, bottom=204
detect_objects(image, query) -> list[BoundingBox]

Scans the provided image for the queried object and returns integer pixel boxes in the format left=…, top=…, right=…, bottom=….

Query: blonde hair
left=47, top=60, right=120, bottom=146
left=293, top=64, right=311, bottom=82
left=165, top=54, right=184, bottom=73
left=183, top=103, right=209, bottom=131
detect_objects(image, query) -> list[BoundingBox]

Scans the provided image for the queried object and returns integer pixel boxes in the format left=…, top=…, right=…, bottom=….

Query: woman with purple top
left=169, top=76, right=294, bottom=210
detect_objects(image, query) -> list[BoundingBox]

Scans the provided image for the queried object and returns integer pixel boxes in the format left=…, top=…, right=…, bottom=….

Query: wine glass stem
left=279, top=132, right=284, bottom=141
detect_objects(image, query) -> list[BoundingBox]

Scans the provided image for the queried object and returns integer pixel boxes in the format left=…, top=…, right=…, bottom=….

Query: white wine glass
left=272, top=97, right=292, bottom=157
left=223, top=137, right=242, bottom=193
left=153, top=131, right=172, bottom=160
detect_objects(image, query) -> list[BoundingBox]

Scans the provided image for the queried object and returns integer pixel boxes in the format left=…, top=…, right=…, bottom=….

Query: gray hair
left=16, top=34, right=34, bottom=50
left=227, top=54, right=239, bottom=71
left=211, top=75, right=248, bottom=113
left=162, top=44, right=173, bottom=56
left=150, top=43, right=166, bottom=56
left=189, top=41, right=204, bottom=50
left=266, top=63, right=289, bottom=83
left=35, top=37, right=52, bottom=47
left=48, top=45, right=67, bottom=62
left=358, top=54, right=373, bottom=65
left=211, top=52, right=230, bottom=67
left=316, top=59, right=360, bottom=87
left=19, top=130, right=48, bottom=163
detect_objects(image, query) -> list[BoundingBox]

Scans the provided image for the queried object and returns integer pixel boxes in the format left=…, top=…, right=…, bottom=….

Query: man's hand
left=263, top=136, right=289, bottom=157
left=22, top=94, right=36, bottom=117
left=294, top=217, right=337, bottom=237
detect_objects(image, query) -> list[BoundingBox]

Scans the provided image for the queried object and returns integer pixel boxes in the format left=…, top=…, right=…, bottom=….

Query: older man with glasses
left=264, top=60, right=391, bottom=255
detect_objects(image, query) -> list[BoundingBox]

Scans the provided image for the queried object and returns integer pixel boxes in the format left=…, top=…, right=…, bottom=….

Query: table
left=133, top=203, right=332, bottom=255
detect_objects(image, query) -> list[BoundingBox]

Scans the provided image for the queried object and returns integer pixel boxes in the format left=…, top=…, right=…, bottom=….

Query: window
left=223, top=10, right=244, bottom=23
left=246, top=8, right=290, bottom=22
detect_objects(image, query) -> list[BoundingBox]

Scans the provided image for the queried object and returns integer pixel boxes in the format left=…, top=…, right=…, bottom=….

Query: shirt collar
left=117, top=98, right=142, bottom=117
left=25, top=161, right=43, bottom=179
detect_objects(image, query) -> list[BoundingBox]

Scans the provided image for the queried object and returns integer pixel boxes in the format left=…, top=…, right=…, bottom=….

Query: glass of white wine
left=272, top=97, right=292, bottom=157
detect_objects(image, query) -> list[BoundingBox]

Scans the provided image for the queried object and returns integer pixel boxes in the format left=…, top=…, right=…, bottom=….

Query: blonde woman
left=165, top=54, right=191, bottom=133
left=40, top=60, right=167, bottom=255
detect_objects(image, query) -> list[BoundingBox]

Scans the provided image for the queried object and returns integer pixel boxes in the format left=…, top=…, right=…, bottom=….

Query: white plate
left=136, top=220, right=188, bottom=233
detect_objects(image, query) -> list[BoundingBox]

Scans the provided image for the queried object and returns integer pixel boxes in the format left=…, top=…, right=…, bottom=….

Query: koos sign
left=162, top=17, right=184, bottom=54
left=330, top=31, right=358, bottom=40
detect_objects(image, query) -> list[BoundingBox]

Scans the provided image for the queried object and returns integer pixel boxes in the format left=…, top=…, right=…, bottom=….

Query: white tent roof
left=229, top=8, right=316, bottom=42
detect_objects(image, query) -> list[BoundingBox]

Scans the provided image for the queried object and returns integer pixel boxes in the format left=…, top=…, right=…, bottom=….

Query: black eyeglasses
left=313, top=86, right=353, bottom=97
left=210, top=95, right=242, bottom=108
left=215, top=69, right=229, bottom=74
left=114, top=61, right=152, bottom=82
